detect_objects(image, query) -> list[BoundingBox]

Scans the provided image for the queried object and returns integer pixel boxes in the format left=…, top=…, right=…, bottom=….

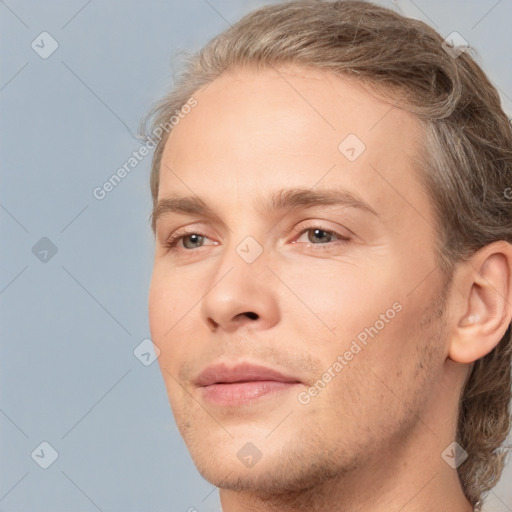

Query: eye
left=164, top=230, right=216, bottom=251
left=163, top=224, right=350, bottom=253
left=292, top=225, right=350, bottom=248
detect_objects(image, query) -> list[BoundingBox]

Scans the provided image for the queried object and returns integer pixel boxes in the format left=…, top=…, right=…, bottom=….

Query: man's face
left=149, top=66, right=449, bottom=492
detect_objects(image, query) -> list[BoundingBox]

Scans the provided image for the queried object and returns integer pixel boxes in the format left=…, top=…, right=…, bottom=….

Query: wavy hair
left=143, top=1, right=512, bottom=508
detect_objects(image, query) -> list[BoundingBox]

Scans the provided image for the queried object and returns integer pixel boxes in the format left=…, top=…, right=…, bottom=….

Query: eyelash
left=164, top=223, right=350, bottom=252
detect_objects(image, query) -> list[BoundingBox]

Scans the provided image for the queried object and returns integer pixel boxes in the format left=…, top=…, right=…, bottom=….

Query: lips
left=195, top=362, right=302, bottom=405
left=196, top=362, right=300, bottom=386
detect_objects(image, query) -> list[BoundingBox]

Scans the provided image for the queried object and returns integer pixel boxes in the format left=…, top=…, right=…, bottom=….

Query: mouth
left=195, top=362, right=303, bottom=406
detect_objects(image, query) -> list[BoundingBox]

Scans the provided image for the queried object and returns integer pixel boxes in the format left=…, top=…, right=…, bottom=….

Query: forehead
left=159, top=65, right=430, bottom=228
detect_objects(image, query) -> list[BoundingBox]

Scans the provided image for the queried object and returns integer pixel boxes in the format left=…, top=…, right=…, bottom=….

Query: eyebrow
left=151, top=187, right=379, bottom=230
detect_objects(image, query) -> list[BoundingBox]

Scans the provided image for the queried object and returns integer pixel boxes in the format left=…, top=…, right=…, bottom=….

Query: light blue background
left=1, top=1, right=511, bottom=511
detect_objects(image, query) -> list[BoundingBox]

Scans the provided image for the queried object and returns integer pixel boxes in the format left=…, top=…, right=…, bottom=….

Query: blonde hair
left=143, top=1, right=512, bottom=508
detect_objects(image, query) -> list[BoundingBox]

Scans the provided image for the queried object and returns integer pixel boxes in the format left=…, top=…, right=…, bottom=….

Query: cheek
left=148, top=263, right=212, bottom=377
left=278, top=259, right=400, bottom=346
left=148, top=263, right=196, bottom=334
left=148, top=269, right=169, bottom=339
left=148, top=268, right=185, bottom=365
left=148, top=274, right=189, bottom=413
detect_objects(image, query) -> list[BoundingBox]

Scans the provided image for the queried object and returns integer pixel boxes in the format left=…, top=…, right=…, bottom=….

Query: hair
left=142, top=0, right=512, bottom=508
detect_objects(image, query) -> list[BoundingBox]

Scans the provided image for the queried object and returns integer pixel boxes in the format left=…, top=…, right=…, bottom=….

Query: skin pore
left=148, top=65, right=511, bottom=511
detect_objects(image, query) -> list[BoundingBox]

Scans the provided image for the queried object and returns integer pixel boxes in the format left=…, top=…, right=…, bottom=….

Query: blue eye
left=164, top=225, right=350, bottom=253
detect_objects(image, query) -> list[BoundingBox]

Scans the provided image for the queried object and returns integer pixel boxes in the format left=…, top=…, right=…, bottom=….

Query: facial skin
left=148, top=65, right=511, bottom=511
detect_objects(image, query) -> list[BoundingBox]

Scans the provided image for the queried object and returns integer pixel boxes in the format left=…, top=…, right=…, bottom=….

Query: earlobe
left=449, top=242, right=512, bottom=364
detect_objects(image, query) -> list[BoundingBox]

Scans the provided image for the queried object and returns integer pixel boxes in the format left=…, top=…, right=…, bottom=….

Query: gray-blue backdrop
left=1, top=1, right=511, bottom=511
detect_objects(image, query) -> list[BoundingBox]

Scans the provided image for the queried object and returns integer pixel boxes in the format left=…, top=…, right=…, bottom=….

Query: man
left=145, top=1, right=512, bottom=510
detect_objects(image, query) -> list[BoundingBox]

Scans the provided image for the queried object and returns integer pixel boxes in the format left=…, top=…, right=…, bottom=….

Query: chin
left=186, top=435, right=358, bottom=496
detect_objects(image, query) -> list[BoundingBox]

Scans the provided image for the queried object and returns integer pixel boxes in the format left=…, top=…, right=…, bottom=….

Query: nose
left=206, top=310, right=259, bottom=330
left=200, top=252, right=280, bottom=334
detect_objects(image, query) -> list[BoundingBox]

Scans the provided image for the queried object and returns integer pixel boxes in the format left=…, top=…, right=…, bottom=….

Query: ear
left=448, top=241, right=512, bottom=364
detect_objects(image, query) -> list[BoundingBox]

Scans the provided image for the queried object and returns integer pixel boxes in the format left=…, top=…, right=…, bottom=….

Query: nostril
left=207, top=317, right=219, bottom=330
left=245, top=312, right=258, bottom=320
